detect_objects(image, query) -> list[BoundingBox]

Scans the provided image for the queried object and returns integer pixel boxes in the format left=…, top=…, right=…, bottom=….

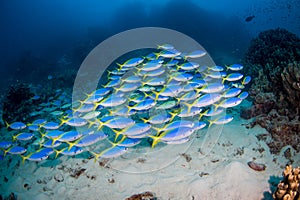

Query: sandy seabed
left=1, top=113, right=298, bottom=200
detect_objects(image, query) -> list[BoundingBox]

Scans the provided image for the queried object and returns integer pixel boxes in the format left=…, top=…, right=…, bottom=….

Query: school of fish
left=0, top=44, right=251, bottom=163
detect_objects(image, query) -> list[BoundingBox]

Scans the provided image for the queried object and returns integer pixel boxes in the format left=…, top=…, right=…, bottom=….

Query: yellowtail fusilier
left=150, top=127, right=195, bottom=147
left=138, top=60, right=162, bottom=72
left=115, top=138, right=142, bottom=147
left=12, top=132, right=34, bottom=141
left=121, top=75, right=141, bottom=83
left=214, top=97, right=243, bottom=109
left=222, top=87, right=242, bottom=98
left=97, top=95, right=127, bottom=107
left=154, top=49, right=181, bottom=59
left=42, top=139, right=62, bottom=148
left=184, top=50, right=206, bottom=60
left=238, top=91, right=249, bottom=100
left=198, top=82, right=225, bottom=94
left=178, top=107, right=202, bottom=118
left=208, top=115, right=234, bottom=127
left=168, top=72, right=193, bottom=82
left=81, top=111, right=101, bottom=120
left=157, top=44, right=175, bottom=50
left=222, top=73, right=243, bottom=83
left=21, top=151, right=49, bottom=162
left=226, top=64, right=243, bottom=71
left=55, top=146, right=84, bottom=157
left=138, top=67, right=165, bottom=77
left=162, top=137, right=190, bottom=145
left=153, top=120, right=194, bottom=132
left=43, top=130, right=64, bottom=140
left=5, top=121, right=26, bottom=130
left=42, top=122, right=60, bottom=130
left=191, top=93, right=222, bottom=108
left=129, top=98, right=156, bottom=111
left=115, top=82, right=141, bottom=93
left=60, top=118, right=88, bottom=127
left=142, top=77, right=165, bottom=86
left=27, top=124, right=39, bottom=131
left=0, top=43, right=252, bottom=162
left=117, top=57, right=144, bottom=68
left=67, top=131, right=107, bottom=149
left=91, top=146, right=128, bottom=161
left=56, top=130, right=83, bottom=142
left=208, top=65, right=224, bottom=72
left=32, top=119, right=47, bottom=126
left=242, top=76, right=251, bottom=85
left=142, top=113, right=172, bottom=125
left=114, top=123, right=151, bottom=137
left=4, top=146, right=27, bottom=156
left=100, top=116, right=135, bottom=129
left=0, top=141, right=12, bottom=149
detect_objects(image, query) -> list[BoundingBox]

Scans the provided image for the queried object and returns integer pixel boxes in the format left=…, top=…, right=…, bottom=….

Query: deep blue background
left=0, top=0, right=299, bottom=91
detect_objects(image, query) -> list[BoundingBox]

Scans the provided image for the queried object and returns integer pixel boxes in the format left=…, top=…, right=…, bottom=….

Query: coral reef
left=251, top=109, right=300, bottom=154
left=241, top=28, right=300, bottom=154
left=2, top=82, right=35, bottom=123
left=273, top=165, right=300, bottom=200
left=243, top=28, right=300, bottom=84
left=281, top=62, right=300, bottom=111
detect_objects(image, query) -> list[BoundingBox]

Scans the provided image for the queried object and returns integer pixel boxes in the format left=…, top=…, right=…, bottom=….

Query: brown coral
left=273, top=165, right=300, bottom=200
left=125, top=191, right=157, bottom=200
left=281, top=62, right=300, bottom=112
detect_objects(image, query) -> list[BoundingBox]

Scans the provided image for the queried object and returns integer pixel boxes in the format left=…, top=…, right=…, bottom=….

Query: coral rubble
left=273, top=165, right=300, bottom=200
left=125, top=191, right=157, bottom=200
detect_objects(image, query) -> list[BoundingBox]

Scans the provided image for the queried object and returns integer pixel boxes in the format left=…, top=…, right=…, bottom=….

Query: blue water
left=0, top=0, right=299, bottom=91
left=0, top=0, right=299, bottom=199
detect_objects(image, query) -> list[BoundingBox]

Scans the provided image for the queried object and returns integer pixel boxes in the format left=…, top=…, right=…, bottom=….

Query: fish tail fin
left=225, top=65, right=230, bottom=71
left=4, top=121, right=10, bottom=129
left=140, top=118, right=148, bottom=123
left=21, top=154, right=28, bottom=164
left=151, top=90, right=160, bottom=102
left=182, top=102, right=192, bottom=113
left=3, top=149, right=9, bottom=157
left=169, top=111, right=177, bottom=122
left=89, top=151, right=100, bottom=163
left=208, top=119, right=214, bottom=128
left=116, top=63, right=123, bottom=68
left=198, top=113, right=204, bottom=120
left=153, top=52, right=160, bottom=60
left=54, top=149, right=60, bottom=158
left=59, top=117, right=68, bottom=126
left=66, top=141, right=75, bottom=151
left=150, top=136, right=160, bottom=148
left=114, top=132, right=121, bottom=142
left=12, top=135, right=17, bottom=142
left=222, top=78, right=226, bottom=84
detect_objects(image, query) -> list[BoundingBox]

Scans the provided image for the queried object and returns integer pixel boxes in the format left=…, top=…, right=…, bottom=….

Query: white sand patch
left=1, top=118, right=299, bottom=200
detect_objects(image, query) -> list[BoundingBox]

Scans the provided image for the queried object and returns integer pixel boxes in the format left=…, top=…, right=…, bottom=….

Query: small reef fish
left=5, top=121, right=26, bottom=130
left=0, top=44, right=251, bottom=162
left=13, top=132, right=34, bottom=141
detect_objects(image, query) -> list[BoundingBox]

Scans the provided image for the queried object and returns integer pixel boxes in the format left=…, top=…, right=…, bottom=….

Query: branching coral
left=273, top=165, right=300, bottom=200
